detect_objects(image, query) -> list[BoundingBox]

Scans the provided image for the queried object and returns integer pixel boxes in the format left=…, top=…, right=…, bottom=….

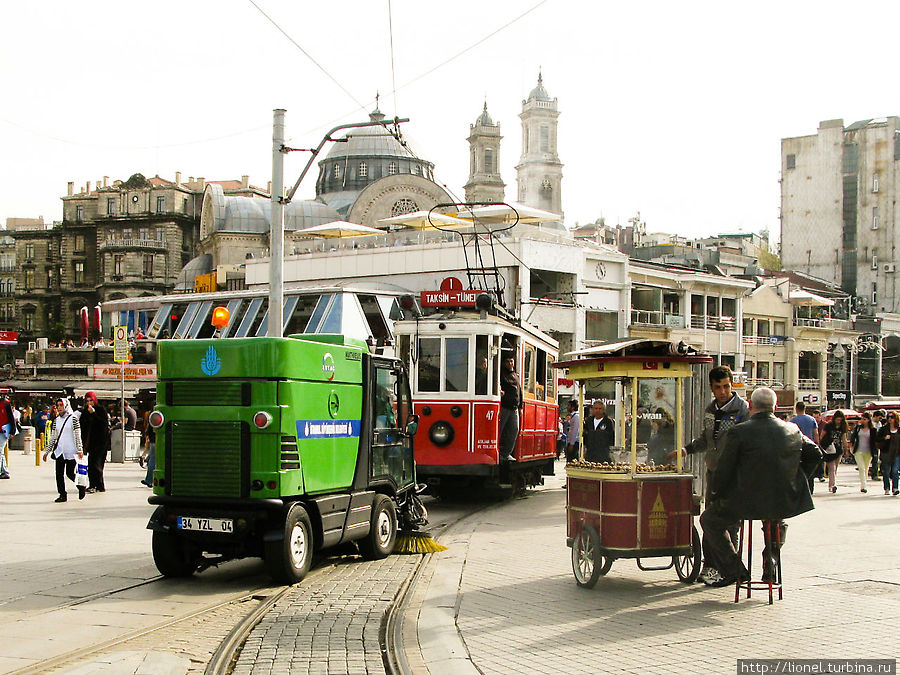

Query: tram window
left=491, top=336, right=500, bottom=396
left=417, top=338, right=441, bottom=392
left=445, top=337, right=469, bottom=392
left=546, top=355, right=556, bottom=401
left=535, top=350, right=547, bottom=400
left=523, top=344, right=537, bottom=396
left=475, top=335, right=489, bottom=395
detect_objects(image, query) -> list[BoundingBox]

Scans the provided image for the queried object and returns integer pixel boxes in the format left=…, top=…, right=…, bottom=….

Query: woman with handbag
left=850, top=412, right=876, bottom=493
left=821, top=410, right=849, bottom=494
left=41, top=398, right=85, bottom=502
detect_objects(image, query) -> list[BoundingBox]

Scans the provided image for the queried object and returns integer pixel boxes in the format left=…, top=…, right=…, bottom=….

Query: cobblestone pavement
left=232, top=554, right=420, bottom=675
left=410, top=462, right=900, bottom=674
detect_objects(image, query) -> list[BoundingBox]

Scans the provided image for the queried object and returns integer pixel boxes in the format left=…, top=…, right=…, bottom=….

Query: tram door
left=370, top=361, right=415, bottom=488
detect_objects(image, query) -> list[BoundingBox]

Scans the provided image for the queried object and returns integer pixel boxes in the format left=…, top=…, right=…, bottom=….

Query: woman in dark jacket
left=821, top=411, right=849, bottom=494
left=876, top=411, right=900, bottom=496
left=850, top=412, right=877, bottom=493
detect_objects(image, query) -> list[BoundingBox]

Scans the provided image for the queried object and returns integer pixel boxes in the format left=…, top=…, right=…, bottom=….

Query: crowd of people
left=0, top=393, right=154, bottom=501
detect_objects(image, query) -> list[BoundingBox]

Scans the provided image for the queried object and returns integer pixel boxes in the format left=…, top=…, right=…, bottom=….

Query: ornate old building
left=464, top=102, right=505, bottom=204
left=515, top=72, right=563, bottom=216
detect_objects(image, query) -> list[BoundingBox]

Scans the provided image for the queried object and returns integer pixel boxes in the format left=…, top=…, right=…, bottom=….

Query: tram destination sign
left=420, top=289, right=479, bottom=307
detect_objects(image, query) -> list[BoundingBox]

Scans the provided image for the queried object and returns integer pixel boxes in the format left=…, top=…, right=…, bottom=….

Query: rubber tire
left=152, top=530, right=197, bottom=578
left=358, top=494, right=397, bottom=560
left=265, top=505, right=314, bottom=585
left=571, top=525, right=612, bottom=588
left=674, top=525, right=702, bottom=583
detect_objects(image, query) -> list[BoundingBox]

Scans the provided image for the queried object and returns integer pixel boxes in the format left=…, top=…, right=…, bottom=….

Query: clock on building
left=132, top=195, right=139, bottom=203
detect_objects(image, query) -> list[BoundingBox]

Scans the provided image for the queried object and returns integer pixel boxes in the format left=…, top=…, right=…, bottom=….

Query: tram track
left=14, top=496, right=504, bottom=675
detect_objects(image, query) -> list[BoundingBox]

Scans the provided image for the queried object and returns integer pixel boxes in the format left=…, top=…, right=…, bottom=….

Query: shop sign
left=827, top=390, right=851, bottom=407
left=420, top=276, right=478, bottom=307
left=194, top=272, right=217, bottom=294
left=797, top=390, right=822, bottom=406
left=0, top=331, right=18, bottom=345
left=88, top=364, right=157, bottom=380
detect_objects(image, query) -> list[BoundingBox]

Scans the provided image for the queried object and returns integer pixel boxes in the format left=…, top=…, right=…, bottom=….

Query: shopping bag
left=75, top=457, right=89, bottom=487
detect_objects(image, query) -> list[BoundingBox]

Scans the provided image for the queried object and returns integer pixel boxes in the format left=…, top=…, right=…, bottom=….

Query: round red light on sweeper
left=148, top=411, right=165, bottom=428
left=253, top=411, right=272, bottom=429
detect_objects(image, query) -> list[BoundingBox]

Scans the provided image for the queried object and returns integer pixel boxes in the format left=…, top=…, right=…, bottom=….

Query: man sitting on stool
left=699, top=387, right=822, bottom=587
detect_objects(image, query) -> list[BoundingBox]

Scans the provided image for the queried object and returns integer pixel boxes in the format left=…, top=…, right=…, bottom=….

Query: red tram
left=394, top=308, right=559, bottom=495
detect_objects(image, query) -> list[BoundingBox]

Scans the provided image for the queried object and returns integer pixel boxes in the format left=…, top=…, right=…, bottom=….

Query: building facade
left=781, top=117, right=900, bottom=313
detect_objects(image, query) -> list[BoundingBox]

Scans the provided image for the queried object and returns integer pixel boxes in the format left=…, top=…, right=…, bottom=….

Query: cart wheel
left=572, top=525, right=612, bottom=588
left=674, top=525, right=702, bottom=583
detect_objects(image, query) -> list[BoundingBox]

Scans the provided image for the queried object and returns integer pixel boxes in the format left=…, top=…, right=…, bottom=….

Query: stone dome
left=527, top=72, right=552, bottom=102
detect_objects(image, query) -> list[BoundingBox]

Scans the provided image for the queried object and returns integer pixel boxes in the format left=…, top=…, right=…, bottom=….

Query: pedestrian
left=79, top=392, right=110, bottom=493
left=583, top=400, right=615, bottom=463
left=811, top=409, right=827, bottom=482
left=123, top=400, right=137, bottom=431
left=141, top=426, right=155, bottom=487
left=563, top=399, right=581, bottom=462
left=699, top=387, right=821, bottom=587
left=870, top=410, right=885, bottom=480
left=41, top=398, right=85, bottom=502
left=875, top=411, right=900, bottom=496
left=498, top=354, right=523, bottom=462
left=790, top=402, right=820, bottom=493
left=0, top=394, right=18, bottom=479
left=34, top=405, right=49, bottom=439
left=849, top=412, right=876, bottom=493
left=820, top=410, right=849, bottom=494
left=671, top=365, right=749, bottom=583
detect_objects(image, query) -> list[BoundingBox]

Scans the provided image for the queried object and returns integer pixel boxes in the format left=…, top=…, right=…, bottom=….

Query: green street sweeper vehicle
left=145, top=333, right=424, bottom=584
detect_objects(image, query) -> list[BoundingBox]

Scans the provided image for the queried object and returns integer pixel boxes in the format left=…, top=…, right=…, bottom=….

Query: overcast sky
left=3, top=0, right=900, bottom=241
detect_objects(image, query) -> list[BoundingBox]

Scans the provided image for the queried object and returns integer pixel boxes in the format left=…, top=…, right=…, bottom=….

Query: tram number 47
left=485, top=410, right=494, bottom=420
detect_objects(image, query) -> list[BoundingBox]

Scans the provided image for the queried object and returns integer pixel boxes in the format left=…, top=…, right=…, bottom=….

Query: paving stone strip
left=231, top=555, right=420, bottom=675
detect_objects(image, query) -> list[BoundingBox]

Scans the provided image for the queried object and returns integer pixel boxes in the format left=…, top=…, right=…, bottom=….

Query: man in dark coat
left=79, top=392, right=110, bottom=492
left=498, top=355, right=523, bottom=462
left=583, top=400, right=615, bottom=463
left=699, top=387, right=822, bottom=587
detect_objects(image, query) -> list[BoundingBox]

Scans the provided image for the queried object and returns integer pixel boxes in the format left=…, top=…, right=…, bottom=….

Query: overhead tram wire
left=246, top=0, right=367, bottom=111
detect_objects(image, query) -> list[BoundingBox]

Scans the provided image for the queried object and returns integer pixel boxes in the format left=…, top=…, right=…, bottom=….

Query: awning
left=788, top=289, right=835, bottom=306
left=0, top=380, right=70, bottom=394
left=67, top=381, right=154, bottom=399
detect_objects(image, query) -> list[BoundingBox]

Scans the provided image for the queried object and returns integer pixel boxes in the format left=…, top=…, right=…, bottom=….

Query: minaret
left=464, top=102, right=505, bottom=203
left=515, top=71, right=563, bottom=216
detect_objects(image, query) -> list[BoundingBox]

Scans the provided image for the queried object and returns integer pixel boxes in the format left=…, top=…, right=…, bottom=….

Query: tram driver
left=498, top=353, right=523, bottom=462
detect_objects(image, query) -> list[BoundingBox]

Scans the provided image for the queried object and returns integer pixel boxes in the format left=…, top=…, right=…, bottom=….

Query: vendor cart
left=555, top=339, right=710, bottom=588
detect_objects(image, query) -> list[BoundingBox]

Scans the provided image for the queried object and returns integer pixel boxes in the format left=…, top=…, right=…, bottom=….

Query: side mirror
left=405, top=414, right=419, bottom=437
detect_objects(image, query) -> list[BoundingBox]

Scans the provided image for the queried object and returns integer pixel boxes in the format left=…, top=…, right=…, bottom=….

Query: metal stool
left=734, top=519, right=783, bottom=604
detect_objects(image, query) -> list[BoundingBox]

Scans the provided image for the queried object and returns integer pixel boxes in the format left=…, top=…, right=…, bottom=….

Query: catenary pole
left=269, top=109, right=286, bottom=337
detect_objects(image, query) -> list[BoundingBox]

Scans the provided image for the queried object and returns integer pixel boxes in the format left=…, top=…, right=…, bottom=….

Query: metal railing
left=797, top=378, right=821, bottom=390
left=793, top=317, right=851, bottom=330
left=689, top=315, right=737, bottom=331
left=630, top=309, right=665, bottom=325
left=742, top=335, right=785, bottom=346
left=746, top=377, right=786, bottom=388
left=100, top=238, right=167, bottom=251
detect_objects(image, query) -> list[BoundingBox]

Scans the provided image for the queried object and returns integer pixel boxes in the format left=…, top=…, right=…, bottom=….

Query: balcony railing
left=689, top=315, right=737, bottom=331
left=746, top=377, right=786, bottom=388
left=630, top=309, right=684, bottom=328
left=0, top=264, right=16, bottom=272
left=793, top=317, right=851, bottom=330
left=99, top=238, right=167, bottom=251
left=742, top=335, right=785, bottom=346
left=797, top=378, right=821, bottom=390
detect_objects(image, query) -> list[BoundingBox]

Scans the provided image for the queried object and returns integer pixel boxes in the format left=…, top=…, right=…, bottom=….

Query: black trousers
left=87, top=447, right=106, bottom=490
left=565, top=442, right=579, bottom=462
left=700, top=502, right=786, bottom=579
left=54, top=456, right=76, bottom=496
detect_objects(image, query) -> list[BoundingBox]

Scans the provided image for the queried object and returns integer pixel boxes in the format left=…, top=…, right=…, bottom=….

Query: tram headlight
left=428, top=421, right=454, bottom=447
